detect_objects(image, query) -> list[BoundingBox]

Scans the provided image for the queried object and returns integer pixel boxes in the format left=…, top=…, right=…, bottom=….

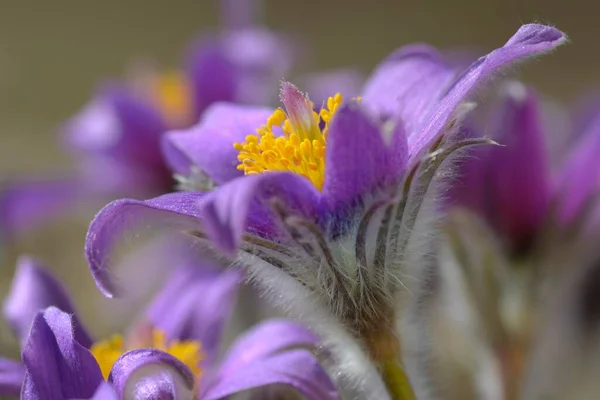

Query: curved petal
left=203, top=349, right=338, bottom=400
left=3, top=256, right=93, bottom=347
left=108, top=349, right=195, bottom=400
left=162, top=103, right=273, bottom=181
left=21, top=307, right=103, bottom=399
left=198, top=172, right=321, bottom=253
left=202, top=320, right=337, bottom=400
left=323, top=103, right=408, bottom=211
left=0, top=358, right=24, bottom=397
left=410, top=24, right=566, bottom=157
left=0, top=177, right=85, bottom=240
left=147, top=266, right=241, bottom=361
left=85, top=192, right=204, bottom=297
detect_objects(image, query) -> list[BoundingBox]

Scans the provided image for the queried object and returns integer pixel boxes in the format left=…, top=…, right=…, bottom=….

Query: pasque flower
left=417, top=80, right=600, bottom=399
left=0, top=256, right=336, bottom=399
left=453, top=81, right=600, bottom=255
left=0, top=0, right=294, bottom=240
left=84, top=24, right=566, bottom=399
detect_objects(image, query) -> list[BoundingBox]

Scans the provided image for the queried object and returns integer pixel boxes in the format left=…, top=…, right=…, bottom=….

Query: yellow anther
left=90, top=328, right=204, bottom=382
left=234, top=82, right=344, bottom=191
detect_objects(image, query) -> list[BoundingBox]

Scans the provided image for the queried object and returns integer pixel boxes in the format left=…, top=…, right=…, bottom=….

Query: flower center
left=154, top=70, right=194, bottom=127
left=90, top=328, right=204, bottom=381
left=234, top=81, right=343, bottom=191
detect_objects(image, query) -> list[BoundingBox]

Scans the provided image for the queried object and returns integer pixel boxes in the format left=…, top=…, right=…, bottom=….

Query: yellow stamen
left=234, top=82, right=344, bottom=191
left=155, top=70, right=194, bottom=127
left=90, top=329, right=204, bottom=381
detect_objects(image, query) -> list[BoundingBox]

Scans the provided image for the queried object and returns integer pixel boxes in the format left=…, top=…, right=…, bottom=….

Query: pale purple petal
left=85, top=192, right=204, bottom=297
left=555, top=112, right=600, bottom=223
left=203, top=349, right=338, bottom=400
left=323, top=103, right=408, bottom=211
left=21, top=307, right=103, bottom=399
left=362, top=44, right=453, bottom=133
left=3, top=256, right=93, bottom=347
left=0, top=177, right=86, bottom=240
left=64, top=84, right=165, bottom=166
left=162, top=103, right=273, bottom=181
left=202, top=320, right=337, bottom=400
left=0, top=358, right=24, bottom=397
left=108, top=349, right=195, bottom=400
left=147, top=266, right=241, bottom=361
left=88, top=382, right=118, bottom=400
left=198, top=172, right=321, bottom=253
left=410, top=24, right=566, bottom=157
left=303, top=68, right=364, bottom=108
left=221, top=28, right=294, bottom=106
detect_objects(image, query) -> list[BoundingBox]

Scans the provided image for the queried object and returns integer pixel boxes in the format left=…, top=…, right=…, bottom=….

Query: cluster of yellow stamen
left=90, top=328, right=204, bottom=381
left=234, top=82, right=344, bottom=191
left=155, top=70, right=194, bottom=127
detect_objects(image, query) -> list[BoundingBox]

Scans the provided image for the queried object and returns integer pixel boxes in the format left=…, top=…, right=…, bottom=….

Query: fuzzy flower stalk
left=84, top=24, right=566, bottom=399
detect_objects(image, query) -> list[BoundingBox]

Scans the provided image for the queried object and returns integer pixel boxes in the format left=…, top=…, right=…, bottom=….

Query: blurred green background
left=0, top=0, right=596, bottom=358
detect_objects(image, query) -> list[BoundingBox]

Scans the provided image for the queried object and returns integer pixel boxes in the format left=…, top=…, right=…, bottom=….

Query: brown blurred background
left=0, top=0, right=597, bottom=358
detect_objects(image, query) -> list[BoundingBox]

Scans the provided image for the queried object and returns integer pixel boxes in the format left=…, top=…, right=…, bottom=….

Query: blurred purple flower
left=452, top=81, right=600, bottom=255
left=83, top=24, right=566, bottom=397
left=0, top=0, right=294, bottom=241
left=0, top=256, right=337, bottom=399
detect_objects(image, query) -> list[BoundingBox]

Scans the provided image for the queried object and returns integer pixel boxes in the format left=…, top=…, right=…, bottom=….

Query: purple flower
left=452, top=81, right=600, bottom=255
left=0, top=256, right=337, bottom=399
left=0, top=0, right=294, bottom=241
left=84, top=24, right=566, bottom=397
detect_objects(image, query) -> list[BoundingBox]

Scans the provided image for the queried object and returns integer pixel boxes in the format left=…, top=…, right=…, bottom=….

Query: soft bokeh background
left=0, top=0, right=597, bottom=358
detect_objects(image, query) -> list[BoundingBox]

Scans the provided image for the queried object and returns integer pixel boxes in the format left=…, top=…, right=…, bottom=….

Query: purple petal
left=221, top=28, right=294, bottom=106
left=362, top=44, right=454, bottom=135
left=203, top=349, right=338, bottom=400
left=108, top=349, right=195, bottom=399
left=64, top=84, right=166, bottom=166
left=21, top=307, right=103, bottom=399
left=147, top=266, right=241, bottom=361
left=456, top=84, right=551, bottom=250
left=488, top=84, right=550, bottom=249
left=85, top=192, right=204, bottom=297
left=0, top=358, right=24, bottom=397
left=323, top=103, right=408, bottom=211
left=302, top=68, right=364, bottom=109
left=202, top=320, right=337, bottom=400
left=410, top=24, right=566, bottom=157
left=555, top=112, right=600, bottom=223
left=198, top=172, right=321, bottom=253
left=3, top=256, right=93, bottom=347
left=186, top=39, right=237, bottom=116
left=0, top=177, right=85, bottom=240
left=162, top=103, right=273, bottom=181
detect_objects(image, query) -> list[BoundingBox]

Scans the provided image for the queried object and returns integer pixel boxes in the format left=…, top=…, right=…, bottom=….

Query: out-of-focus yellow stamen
left=90, top=329, right=204, bottom=381
left=155, top=70, right=194, bottom=127
left=234, top=82, right=343, bottom=191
